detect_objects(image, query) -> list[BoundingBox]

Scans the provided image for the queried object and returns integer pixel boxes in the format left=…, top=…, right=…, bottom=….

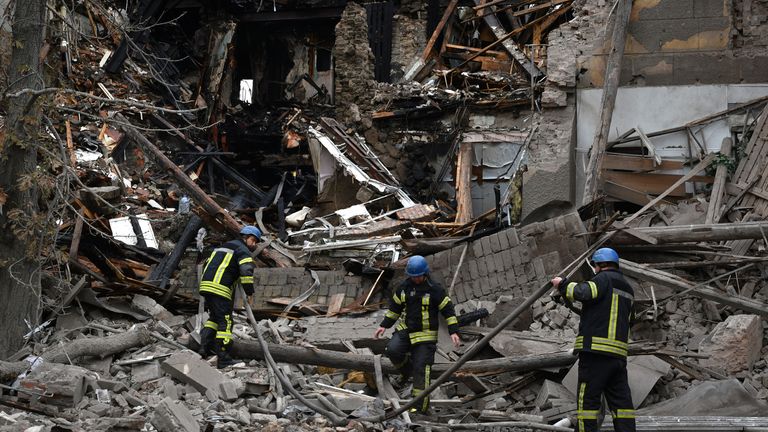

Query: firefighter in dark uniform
left=551, top=247, right=636, bottom=432
left=373, top=255, right=461, bottom=414
left=198, top=226, right=260, bottom=368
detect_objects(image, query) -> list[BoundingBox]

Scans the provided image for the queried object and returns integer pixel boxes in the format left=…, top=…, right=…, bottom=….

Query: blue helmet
left=240, top=226, right=262, bottom=239
left=406, top=255, right=429, bottom=277
left=592, top=247, right=619, bottom=265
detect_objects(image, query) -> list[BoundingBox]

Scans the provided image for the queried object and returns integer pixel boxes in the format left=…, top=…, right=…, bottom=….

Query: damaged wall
left=578, top=0, right=768, bottom=88
left=390, top=14, right=426, bottom=82
left=426, top=213, right=587, bottom=305
left=334, top=2, right=377, bottom=128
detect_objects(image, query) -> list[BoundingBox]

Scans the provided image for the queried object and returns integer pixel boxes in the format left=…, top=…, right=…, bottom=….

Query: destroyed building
left=2, top=0, right=768, bottom=430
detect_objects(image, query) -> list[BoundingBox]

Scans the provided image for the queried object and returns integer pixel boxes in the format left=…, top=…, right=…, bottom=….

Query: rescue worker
left=551, top=247, right=635, bottom=432
left=373, top=255, right=461, bottom=414
left=198, top=226, right=260, bottom=368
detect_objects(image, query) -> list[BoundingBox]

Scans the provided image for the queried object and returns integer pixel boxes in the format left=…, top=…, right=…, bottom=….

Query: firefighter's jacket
left=199, top=239, right=255, bottom=300
left=559, top=269, right=634, bottom=358
left=379, top=277, right=459, bottom=345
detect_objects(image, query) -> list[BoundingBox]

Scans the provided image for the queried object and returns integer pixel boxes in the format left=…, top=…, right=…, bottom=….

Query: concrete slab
left=150, top=397, right=200, bottom=432
left=699, top=314, right=763, bottom=374
left=132, top=361, right=162, bottom=383
left=161, top=352, right=227, bottom=399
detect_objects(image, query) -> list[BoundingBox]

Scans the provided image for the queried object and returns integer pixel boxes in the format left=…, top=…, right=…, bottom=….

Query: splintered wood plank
left=603, top=154, right=685, bottom=172
left=605, top=171, right=714, bottom=197
left=326, top=293, right=346, bottom=317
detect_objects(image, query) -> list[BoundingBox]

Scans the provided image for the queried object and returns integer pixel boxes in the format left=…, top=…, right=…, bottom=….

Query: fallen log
left=230, top=340, right=576, bottom=375
left=0, top=326, right=153, bottom=381
left=608, top=221, right=768, bottom=245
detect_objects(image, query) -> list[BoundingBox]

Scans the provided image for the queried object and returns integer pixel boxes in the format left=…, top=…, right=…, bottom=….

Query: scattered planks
left=620, top=259, right=768, bottom=317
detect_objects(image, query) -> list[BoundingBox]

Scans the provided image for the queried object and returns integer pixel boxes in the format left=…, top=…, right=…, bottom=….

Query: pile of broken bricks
left=1, top=282, right=768, bottom=432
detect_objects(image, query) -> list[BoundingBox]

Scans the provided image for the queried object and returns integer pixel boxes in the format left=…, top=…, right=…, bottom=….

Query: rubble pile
left=3, top=0, right=768, bottom=431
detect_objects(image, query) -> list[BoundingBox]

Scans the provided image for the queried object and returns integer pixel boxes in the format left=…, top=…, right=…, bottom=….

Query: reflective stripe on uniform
left=409, top=330, right=438, bottom=343
left=204, top=320, right=218, bottom=330
left=615, top=408, right=635, bottom=419
left=608, top=293, right=618, bottom=340
left=438, top=296, right=451, bottom=310
left=200, top=281, right=233, bottom=300
left=566, top=282, right=576, bottom=302
left=239, top=257, right=254, bottom=266
left=589, top=281, right=598, bottom=298
left=385, top=311, right=400, bottom=320
left=421, top=295, right=430, bottom=333
left=213, top=252, right=234, bottom=285
left=393, top=291, right=404, bottom=305
left=240, top=276, right=254, bottom=285
left=216, top=314, right=233, bottom=344
left=446, top=316, right=458, bottom=326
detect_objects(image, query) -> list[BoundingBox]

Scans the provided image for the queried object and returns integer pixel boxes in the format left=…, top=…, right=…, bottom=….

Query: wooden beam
left=581, top=0, right=633, bottom=205
left=706, top=137, right=733, bottom=224
left=622, top=153, right=717, bottom=226
left=620, top=259, right=768, bottom=317
left=609, top=221, right=768, bottom=245
left=604, top=181, right=673, bottom=207
left=455, top=141, right=474, bottom=224
left=605, top=171, right=714, bottom=196
left=472, top=0, right=542, bottom=77
left=403, top=0, right=459, bottom=81
left=603, top=154, right=685, bottom=172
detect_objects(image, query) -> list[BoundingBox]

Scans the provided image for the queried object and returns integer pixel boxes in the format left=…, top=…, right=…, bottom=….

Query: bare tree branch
left=5, top=87, right=205, bottom=114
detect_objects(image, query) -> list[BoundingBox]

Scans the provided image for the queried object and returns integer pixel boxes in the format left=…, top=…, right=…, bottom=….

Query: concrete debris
left=150, top=397, right=200, bottom=432
left=699, top=314, right=764, bottom=374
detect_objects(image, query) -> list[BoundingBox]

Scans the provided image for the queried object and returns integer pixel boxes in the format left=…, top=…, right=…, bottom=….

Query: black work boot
left=197, top=327, right=216, bottom=357
left=216, top=341, right=237, bottom=369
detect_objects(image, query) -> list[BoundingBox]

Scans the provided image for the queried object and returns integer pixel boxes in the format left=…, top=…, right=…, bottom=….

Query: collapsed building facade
left=2, top=0, right=768, bottom=430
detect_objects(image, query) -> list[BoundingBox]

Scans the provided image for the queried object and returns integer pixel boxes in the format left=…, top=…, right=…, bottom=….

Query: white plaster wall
left=577, top=84, right=768, bottom=158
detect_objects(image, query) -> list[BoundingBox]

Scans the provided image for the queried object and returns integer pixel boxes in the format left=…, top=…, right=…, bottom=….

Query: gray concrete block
left=132, top=362, right=162, bottom=383
left=472, top=241, right=484, bottom=258
left=494, top=253, right=505, bottom=275
left=510, top=248, right=523, bottom=267
left=468, top=260, right=479, bottom=280
left=219, top=380, right=238, bottom=402
left=489, top=234, right=502, bottom=253
left=507, top=229, right=520, bottom=246
left=485, top=256, right=497, bottom=274
left=151, top=397, right=200, bottom=432
left=161, top=352, right=227, bottom=398
left=501, top=250, right=513, bottom=270
left=480, top=236, right=494, bottom=256
left=533, top=258, right=547, bottom=280
left=477, top=258, right=488, bottom=276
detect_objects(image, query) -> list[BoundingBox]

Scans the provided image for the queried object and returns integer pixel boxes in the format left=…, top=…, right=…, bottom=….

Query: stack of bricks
left=425, top=212, right=588, bottom=306
left=251, top=268, right=374, bottom=309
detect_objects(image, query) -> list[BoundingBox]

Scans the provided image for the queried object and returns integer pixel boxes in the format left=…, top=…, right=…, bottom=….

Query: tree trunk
left=230, top=340, right=577, bottom=375
left=0, top=0, right=47, bottom=359
left=0, top=326, right=153, bottom=380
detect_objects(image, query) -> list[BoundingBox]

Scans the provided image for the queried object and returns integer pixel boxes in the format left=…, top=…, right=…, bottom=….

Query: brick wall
left=425, top=212, right=588, bottom=306
left=251, top=268, right=374, bottom=309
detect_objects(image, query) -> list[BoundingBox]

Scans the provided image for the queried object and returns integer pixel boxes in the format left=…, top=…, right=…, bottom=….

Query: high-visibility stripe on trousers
left=576, top=352, right=635, bottom=432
